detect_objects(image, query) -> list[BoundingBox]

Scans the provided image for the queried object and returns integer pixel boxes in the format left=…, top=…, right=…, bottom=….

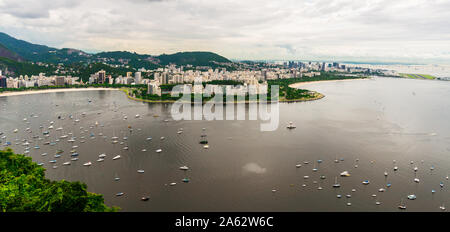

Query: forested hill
left=0, top=32, right=232, bottom=69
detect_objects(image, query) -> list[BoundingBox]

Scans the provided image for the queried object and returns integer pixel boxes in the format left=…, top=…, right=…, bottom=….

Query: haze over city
left=0, top=0, right=449, bottom=64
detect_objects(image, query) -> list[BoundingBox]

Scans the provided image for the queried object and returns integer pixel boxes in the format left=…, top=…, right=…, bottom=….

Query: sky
left=0, top=0, right=449, bottom=64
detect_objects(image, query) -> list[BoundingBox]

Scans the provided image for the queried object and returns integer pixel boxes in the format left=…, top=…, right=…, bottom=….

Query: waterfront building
left=98, top=70, right=106, bottom=84
left=55, top=76, right=65, bottom=86
left=0, top=76, right=6, bottom=88
left=147, top=82, right=161, bottom=96
left=135, top=72, right=142, bottom=84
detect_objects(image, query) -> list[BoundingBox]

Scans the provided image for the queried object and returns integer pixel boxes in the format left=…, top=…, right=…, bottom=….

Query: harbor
left=0, top=77, right=449, bottom=211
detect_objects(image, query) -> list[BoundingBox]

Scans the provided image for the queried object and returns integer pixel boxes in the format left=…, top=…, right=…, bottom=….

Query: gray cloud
left=0, top=0, right=449, bottom=63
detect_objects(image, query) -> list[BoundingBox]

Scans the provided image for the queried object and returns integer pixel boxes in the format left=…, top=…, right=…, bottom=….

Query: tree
left=0, top=149, right=117, bottom=212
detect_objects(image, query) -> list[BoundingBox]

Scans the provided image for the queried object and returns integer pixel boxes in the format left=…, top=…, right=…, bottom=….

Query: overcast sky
left=0, top=0, right=449, bottom=64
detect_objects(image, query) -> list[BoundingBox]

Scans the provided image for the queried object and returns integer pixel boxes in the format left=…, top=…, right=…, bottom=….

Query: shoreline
left=121, top=88, right=325, bottom=104
left=0, top=78, right=366, bottom=102
left=0, top=87, right=119, bottom=97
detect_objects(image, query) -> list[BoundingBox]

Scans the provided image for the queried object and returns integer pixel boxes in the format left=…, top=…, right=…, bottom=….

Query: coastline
left=121, top=88, right=325, bottom=104
left=0, top=87, right=119, bottom=97
left=0, top=78, right=366, bottom=102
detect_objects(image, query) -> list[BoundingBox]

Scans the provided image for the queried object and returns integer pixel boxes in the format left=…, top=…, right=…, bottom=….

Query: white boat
left=71, top=158, right=78, bottom=161
left=179, top=166, right=189, bottom=171
left=83, top=162, right=92, bottom=166
left=137, top=169, right=145, bottom=173
left=286, top=121, right=296, bottom=129
left=384, top=171, right=388, bottom=177
left=362, top=180, right=370, bottom=185
left=135, top=114, right=140, bottom=118
left=169, top=182, right=177, bottom=186
left=141, top=149, right=147, bottom=152
left=414, top=178, right=420, bottom=183
left=63, top=162, right=71, bottom=166
left=113, top=155, right=121, bottom=160
left=340, top=171, right=351, bottom=177
left=407, top=194, right=417, bottom=200
left=332, top=177, right=341, bottom=188
left=97, top=158, right=105, bottom=162
left=398, top=199, right=407, bottom=210
left=156, top=149, right=162, bottom=153
left=13, top=129, right=18, bottom=133
left=394, top=166, right=398, bottom=171
left=99, top=154, right=106, bottom=158
left=295, top=164, right=302, bottom=168
left=203, top=144, right=209, bottom=149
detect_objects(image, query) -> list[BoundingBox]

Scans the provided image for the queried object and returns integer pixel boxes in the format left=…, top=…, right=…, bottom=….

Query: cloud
left=243, top=163, right=267, bottom=174
left=0, top=0, right=449, bottom=63
left=0, top=0, right=81, bottom=19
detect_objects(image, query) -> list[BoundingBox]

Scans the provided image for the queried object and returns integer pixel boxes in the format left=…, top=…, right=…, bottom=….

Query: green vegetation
left=0, top=149, right=117, bottom=212
left=400, top=73, right=436, bottom=80
left=157, top=52, right=231, bottom=66
left=268, top=72, right=366, bottom=100
left=0, top=32, right=233, bottom=72
left=0, top=57, right=56, bottom=76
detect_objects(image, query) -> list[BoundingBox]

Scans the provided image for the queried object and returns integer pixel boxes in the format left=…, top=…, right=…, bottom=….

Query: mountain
left=157, top=51, right=231, bottom=66
left=0, top=57, right=56, bottom=76
left=0, top=32, right=232, bottom=69
left=0, top=44, right=23, bottom=62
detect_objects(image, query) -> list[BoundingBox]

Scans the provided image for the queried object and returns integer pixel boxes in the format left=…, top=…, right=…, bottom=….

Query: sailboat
left=398, top=198, right=407, bottom=210
left=179, top=166, right=189, bottom=171
left=332, top=177, right=341, bottom=188
left=286, top=121, right=296, bottom=129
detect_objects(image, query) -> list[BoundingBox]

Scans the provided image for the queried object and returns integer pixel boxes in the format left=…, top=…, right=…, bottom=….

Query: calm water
left=1, top=77, right=450, bottom=212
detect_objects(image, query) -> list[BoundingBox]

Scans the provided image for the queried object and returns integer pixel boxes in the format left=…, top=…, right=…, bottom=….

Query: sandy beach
left=0, top=88, right=119, bottom=97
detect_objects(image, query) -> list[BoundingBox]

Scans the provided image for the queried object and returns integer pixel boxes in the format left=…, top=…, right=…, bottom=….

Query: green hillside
left=0, top=32, right=233, bottom=69
left=0, top=149, right=116, bottom=212
left=157, top=51, right=231, bottom=66
left=0, top=57, right=56, bottom=76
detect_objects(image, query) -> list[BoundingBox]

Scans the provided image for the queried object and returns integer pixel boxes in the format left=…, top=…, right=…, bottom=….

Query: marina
left=1, top=78, right=450, bottom=211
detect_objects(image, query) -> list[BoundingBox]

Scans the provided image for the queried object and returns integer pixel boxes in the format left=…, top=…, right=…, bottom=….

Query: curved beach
left=0, top=88, right=119, bottom=97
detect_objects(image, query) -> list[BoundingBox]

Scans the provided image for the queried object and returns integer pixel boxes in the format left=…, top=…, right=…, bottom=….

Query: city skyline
left=0, top=0, right=449, bottom=64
